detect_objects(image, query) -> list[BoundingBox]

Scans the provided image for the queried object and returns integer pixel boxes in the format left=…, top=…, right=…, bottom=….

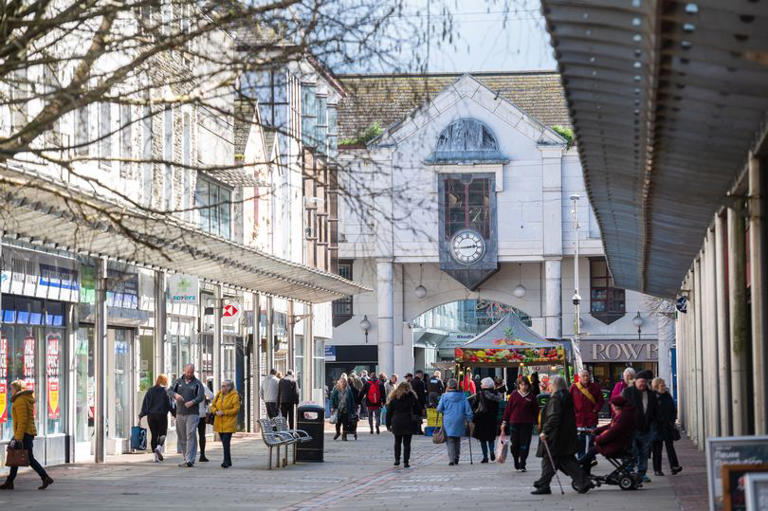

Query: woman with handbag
left=385, top=382, right=421, bottom=467
left=208, top=379, right=241, bottom=468
left=651, top=377, right=682, bottom=476
left=1, top=380, right=54, bottom=490
left=329, top=378, right=355, bottom=441
left=138, top=373, right=174, bottom=462
left=471, top=377, right=502, bottom=463
left=500, top=377, right=539, bottom=471
left=437, top=378, right=473, bottom=465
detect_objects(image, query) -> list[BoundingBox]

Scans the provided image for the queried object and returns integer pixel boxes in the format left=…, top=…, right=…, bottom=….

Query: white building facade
left=331, top=73, right=670, bottom=390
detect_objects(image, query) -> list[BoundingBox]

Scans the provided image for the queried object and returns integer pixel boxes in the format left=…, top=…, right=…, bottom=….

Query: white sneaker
left=155, top=445, right=164, bottom=461
left=153, top=452, right=159, bottom=463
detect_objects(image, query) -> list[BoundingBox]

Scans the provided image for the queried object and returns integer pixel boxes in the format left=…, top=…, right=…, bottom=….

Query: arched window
left=427, top=119, right=507, bottom=163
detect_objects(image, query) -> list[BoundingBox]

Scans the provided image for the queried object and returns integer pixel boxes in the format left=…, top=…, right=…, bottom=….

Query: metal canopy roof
left=543, top=0, right=768, bottom=297
left=0, top=166, right=369, bottom=303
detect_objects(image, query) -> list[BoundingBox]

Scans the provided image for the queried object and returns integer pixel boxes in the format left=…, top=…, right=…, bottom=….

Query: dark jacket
left=594, top=406, right=637, bottom=458
left=386, top=392, right=421, bottom=436
left=503, top=390, right=539, bottom=425
left=427, top=376, right=445, bottom=407
left=362, top=379, right=386, bottom=410
left=411, top=376, right=427, bottom=410
left=530, top=377, right=541, bottom=397
left=140, top=385, right=173, bottom=418
left=471, top=389, right=502, bottom=441
left=621, top=385, right=658, bottom=433
left=330, top=386, right=357, bottom=418
left=168, top=376, right=205, bottom=416
left=536, top=388, right=578, bottom=458
left=654, top=391, right=677, bottom=441
left=277, top=376, right=299, bottom=406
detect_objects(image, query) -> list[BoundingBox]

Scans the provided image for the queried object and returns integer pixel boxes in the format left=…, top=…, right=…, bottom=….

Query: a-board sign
left=706, top=436, right=768, bottom=511
left=744, top=472, right=768, bottom=511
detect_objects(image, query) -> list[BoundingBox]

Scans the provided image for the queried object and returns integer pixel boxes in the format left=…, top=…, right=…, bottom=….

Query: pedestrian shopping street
left=0, top=427, right=703, bottom=510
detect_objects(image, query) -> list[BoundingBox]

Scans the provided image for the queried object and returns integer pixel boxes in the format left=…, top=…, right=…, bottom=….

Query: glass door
left=74, top=327, right=95, bottom=458
left=107, top=328, right=134, bottom=443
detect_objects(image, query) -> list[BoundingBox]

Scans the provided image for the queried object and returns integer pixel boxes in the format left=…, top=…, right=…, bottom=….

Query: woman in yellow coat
left=209, top=379, right=241, bottom=468
left=1, top=380, right=54, bottom=490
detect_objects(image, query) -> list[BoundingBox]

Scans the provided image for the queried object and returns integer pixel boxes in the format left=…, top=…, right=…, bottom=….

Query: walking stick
left=467, top=420, right=474, bottom=465
left=541, top=437, right=565, bottom=495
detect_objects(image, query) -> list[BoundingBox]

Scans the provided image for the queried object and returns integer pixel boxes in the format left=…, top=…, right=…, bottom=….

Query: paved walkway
left=0, top=427, right=697, bottom=510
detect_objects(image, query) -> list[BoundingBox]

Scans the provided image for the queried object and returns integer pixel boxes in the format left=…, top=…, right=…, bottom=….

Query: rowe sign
left=582, top=340, right=658, bottom=362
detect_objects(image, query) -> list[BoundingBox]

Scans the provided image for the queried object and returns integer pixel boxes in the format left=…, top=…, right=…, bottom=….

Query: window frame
left=589, top=257, right=626, bottom=324
left=332, top=260, right=353, bottom=327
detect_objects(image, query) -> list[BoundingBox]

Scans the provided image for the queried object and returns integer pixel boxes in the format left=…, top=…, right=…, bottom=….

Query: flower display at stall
left=455, top=346, right=564, bottom=365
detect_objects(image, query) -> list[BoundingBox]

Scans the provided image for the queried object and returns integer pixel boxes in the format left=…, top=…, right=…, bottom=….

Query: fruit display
left=454, top=346, right=564, bottom=365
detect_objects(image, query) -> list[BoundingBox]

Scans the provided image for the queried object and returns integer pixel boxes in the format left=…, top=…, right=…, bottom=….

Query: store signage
left=23, top=337, right=35, bottom=393
left=0, top=337, right=7, bottom=424
left=581, top=340, right=658, bottom=362
left=47, top=336, right=60, bottom=419
left=324, top=345, right=336, bottom=361
left=221, top=301, right=241, bottom=325
left=167, top=274, right=199, bottom=304
left=706, top=436, right=768, bottom=511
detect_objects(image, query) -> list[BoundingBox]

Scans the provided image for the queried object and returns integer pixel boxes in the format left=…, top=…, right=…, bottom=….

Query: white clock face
left=451, top=229, right=486, bottom=264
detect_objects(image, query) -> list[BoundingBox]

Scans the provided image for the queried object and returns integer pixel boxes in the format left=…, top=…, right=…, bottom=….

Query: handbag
left=5, top=444, right=30, bottom=467
left=671, top=426, right=681, bottom=441
left=329, top=410, right=338, bottom=424
left=472, top=393, right=487, bottom=415
left=205, top=412, right=216, bottom=425
left=432, top=413, right=446, bottom=444
left=130, top=425, right=147, bottom=451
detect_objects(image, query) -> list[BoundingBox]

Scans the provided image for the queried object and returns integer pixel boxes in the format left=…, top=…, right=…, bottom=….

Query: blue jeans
left=368, top=408, right=382, bottom=431
left=629, top=428, right=654, bottom=475
left=7, top=434, right=49, bottom=482
left=479, top=438, right=495, bottom=459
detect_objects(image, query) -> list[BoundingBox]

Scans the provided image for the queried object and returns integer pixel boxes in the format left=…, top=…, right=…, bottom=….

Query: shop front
left=0, top=245, right=76, bottom=469
left=581, top=339, right=659, bottom=392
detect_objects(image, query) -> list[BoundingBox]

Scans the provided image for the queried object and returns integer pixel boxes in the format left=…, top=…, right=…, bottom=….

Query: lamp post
left=360, top=315, right=371, bottom=343
left=570, top=193, right=583, bottom=372
left=633, top=311, right=644, bottom=341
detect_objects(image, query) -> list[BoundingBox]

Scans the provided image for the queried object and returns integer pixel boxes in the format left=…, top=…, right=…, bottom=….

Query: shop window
left=332, top=260, right=353, bottom=327
left=444, top=176, right=490, bottom=239
left=590, top=258, right=626, bottom=324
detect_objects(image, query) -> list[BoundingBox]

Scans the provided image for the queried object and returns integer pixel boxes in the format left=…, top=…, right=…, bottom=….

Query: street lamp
left=570, top=193, right=583, bottom=372
left=360, top=315, right=371, bottom=343
left=633, top=311, right=644, bottom=341
left=414, top=285, right=427, bottom=299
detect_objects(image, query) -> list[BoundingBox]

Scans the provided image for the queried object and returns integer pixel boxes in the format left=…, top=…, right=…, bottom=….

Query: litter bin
left=296, top=404, right=325, bottom=462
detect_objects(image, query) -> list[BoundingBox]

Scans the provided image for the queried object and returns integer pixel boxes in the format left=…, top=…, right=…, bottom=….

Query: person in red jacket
left=500, top=377, right=540, bottom=471
left=580, top=395, right=637, bottom=475
left=460, top=371, right=476, bottom=395
left=570, top=369, right=605, bottom=461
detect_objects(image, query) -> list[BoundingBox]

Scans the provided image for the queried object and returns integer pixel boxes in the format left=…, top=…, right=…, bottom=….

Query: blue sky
left=394, top=0, right=556, bottom=73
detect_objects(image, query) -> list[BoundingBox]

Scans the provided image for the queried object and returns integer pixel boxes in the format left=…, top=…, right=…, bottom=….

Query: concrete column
left=154, top=271, right=166, bottom=391
left=728, top=205, right=750, bottom=435
left=705, top=230, right=721, bottom=437
left=657, top=312, right=674, bottom=392
left=287, top=300, right=295, bottom=374
left=303, top=305, right=313, bottom=402
left=94, top=257, right=107, bottom=463
left=265, top=296, right=274, bottom=373
left=748, top=153, right=767, bottom=434
left=376, top=260, right=395, bottom=375
left=251, top=292, right=260, bottom=426
left=213, top=283, right=222, bottom=390
left=714, top=212, right=732, bottom=435
left=544, top=260, right=562, bottom=338
left=693, top=258, right=705, bottom=444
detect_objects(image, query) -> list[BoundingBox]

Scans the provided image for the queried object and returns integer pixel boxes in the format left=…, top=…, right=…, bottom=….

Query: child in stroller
left=579, top=395, right=643, bottom=491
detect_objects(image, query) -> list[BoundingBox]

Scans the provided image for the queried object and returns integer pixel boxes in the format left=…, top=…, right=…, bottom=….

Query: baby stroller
left=580, top=450, right=644, bottom=491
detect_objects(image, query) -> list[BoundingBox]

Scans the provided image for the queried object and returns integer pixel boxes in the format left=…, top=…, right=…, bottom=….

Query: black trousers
left=535, top=454, right=589, bottom=490
left=266, top=402, right=279, bottom=419
left=7, top=434, right=48, bottom=482
left=280, top=403, right=295, bottom=428
left=652, top=439, right=679, bottom=472
left=509, top=423, right=534, bottom=468
left=220, top=433, right=233, bottom=465
left=394, top=434, right=412, bottom=463
left=197, top=416, right=207, bottom=456
left=147, top=413, right=168, bottom=451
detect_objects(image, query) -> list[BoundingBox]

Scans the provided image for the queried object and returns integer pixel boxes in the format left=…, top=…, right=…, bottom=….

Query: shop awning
left=0, top=165, right=370, bottom=303
left=542, top=1, right=768, bottom=296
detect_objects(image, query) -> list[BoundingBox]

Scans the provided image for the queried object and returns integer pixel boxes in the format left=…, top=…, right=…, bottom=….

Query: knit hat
left=610, top=395, right=628, bottom=408
left=636, top=370, right=654, bottom=381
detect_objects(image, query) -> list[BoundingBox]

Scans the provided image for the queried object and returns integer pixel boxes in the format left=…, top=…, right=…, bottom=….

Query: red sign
left=47, top=336, right=60, bottom=419
left=0, top=337, right=7, bottom=424
left=23, top=337, right=35, bottom=393
left=222, top=304, right=239, bottom=317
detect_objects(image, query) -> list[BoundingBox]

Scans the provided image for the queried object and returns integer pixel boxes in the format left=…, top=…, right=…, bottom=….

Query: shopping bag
left=5, top=445, right=30, bottom=467
left=329, top=411, right=338, bottom=424
left=380, top=406, right=386, bottom=425
left=495, top=436, right=508, bottom=464
left=130, top=425, right=147, bottom=451
left=432, top=413, right=445, bottom=444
